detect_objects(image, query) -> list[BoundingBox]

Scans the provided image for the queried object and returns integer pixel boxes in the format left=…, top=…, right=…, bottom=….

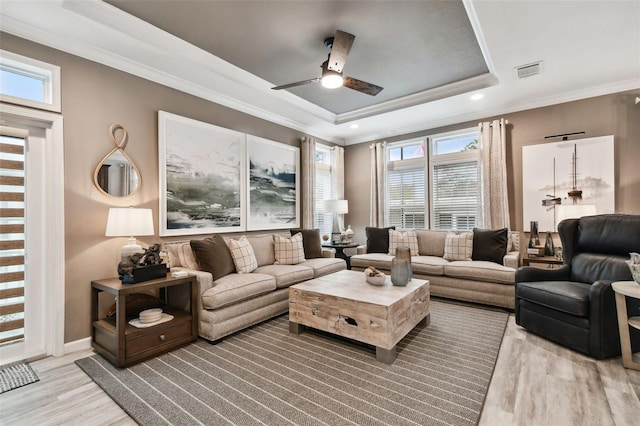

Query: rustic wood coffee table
left=289, top=269, right=430, bottom=364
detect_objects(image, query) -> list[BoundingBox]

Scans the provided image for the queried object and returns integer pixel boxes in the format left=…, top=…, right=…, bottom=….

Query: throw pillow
left=443, top=232, right=473, bottom=261
left=190, top=235, right=236, bottom=280
left=273, top=233, right=306, bottom=265
left=365, top=226, right=396, bottom=253
left=388, top=229, right=419, bottom=256
left=226, top=236, right=258, bottom=273
left=289, top=228, right=323, bottom=259
left=415, top=230, right=447, bottom=257
left=472, top=228, right=508, bottom=264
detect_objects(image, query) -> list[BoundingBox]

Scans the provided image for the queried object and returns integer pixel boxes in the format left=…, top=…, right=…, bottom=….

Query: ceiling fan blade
left=271, top=78, right=320, bottom=91
left=343, top=77, right=383, bottom=96
left=327, top=30, right=355, bottom=73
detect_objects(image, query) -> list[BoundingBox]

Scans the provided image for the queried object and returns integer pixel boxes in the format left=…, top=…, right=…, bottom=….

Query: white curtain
left=369, top=142, right=386, bottom=227
left=331, top=146, right=345, bottom=230
left=479, top=119, right=510, bottom=229
left=300, top=137, right=316, bottom=228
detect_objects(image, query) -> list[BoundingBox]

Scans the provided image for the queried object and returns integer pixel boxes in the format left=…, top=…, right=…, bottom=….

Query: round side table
left=612, top=281, right=640, bottom=370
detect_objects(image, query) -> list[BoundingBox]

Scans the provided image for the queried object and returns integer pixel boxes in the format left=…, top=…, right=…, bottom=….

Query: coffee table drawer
left=126, top=320, right=191, bottom=357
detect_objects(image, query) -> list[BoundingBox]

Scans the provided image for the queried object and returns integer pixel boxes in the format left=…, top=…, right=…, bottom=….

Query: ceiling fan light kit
left=272, top=29, right=383, bottom=96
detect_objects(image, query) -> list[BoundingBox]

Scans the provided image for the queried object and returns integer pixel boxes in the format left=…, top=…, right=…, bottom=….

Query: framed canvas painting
left=158, top=111, right=246, bottom=236
left=246, top=135, right=300, bottom=230
left=522, top=135, right=614, bottom=232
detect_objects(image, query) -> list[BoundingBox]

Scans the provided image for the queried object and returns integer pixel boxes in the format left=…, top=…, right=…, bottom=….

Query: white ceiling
left=1, top=0, right=639, bottom=145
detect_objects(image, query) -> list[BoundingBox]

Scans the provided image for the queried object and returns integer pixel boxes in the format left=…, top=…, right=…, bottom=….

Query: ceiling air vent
left=516, top=61, right=542, bottom=79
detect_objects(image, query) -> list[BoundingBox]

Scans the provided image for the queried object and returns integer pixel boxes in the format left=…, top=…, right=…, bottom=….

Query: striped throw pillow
left=388, top=229, right=419, bottom=256
left=443, top=232, right=473, bottom=261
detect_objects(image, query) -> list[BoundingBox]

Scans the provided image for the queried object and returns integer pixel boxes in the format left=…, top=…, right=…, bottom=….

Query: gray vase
left=391, top=246, right=412, bottom=286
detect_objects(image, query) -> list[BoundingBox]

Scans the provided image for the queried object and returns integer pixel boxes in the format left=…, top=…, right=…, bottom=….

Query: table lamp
left=323, top=199, right=348, bottom=244
left=105, top=207, right=154, bottom=261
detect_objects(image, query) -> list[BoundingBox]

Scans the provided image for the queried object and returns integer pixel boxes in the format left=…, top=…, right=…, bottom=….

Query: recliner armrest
left=515, top=265, right=571, bottom=282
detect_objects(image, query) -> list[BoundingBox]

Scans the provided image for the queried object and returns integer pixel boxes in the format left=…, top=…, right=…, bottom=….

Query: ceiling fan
left=272, top=30, right=383, bottom=96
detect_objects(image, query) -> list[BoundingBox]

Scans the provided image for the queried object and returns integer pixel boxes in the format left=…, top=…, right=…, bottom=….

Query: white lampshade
left=106, top=207, right=154, bottom=260
left=323, top=199, right=349, bottom=214
left=556, top=204, right=597, bottom=227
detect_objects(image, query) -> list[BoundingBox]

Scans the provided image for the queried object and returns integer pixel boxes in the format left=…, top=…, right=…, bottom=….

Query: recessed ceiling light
left=350, top=124, right=359, bottom=129
left=470, top=93, right=484, bottom=101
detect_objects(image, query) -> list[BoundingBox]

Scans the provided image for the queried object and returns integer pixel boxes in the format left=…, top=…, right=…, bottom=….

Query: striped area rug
left=0, top=362, right=39, bottom=394
left=76, top=299, right=508, bottom=425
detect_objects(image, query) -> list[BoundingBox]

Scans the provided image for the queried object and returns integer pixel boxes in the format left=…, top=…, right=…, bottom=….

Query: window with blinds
left=386, top=140, right=426, bottom=229
left=430, top=130, right=479, bottom=231
left=0, top=135, right=26, bottom=344
left=314, top=145, right=333, bottom=237
left=432, top=160, right=478, bottom=230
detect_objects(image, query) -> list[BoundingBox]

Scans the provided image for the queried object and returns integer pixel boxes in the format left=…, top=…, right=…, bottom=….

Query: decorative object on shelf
left=627, top=252, right=640, bottom=284
left=544, top=232, right=555, bottom=256
left=344, top=225, right=354, bottom=244
left=323, top=199, right=349, bottom=244
left=93, top=123, right=141, bottom=198
left=528, top=221, right=540, bottom=248
left=364, top=266, right=386, bottom=286
left=391, top=246, right=412, bottom=286
left=117, top=244, right=166, bottom=284
left=322, top=234, right=329, bottom=241
left=105, top=207, right=154, bottom=261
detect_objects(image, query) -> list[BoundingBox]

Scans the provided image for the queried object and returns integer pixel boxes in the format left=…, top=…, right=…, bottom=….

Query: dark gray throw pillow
left=366, top=226, right=396, bottom=254
left=472, top=228, right=508, bottom=264
left=190, top=234, right=235, bottom=280
left=290, top=228, right=323, bottom=259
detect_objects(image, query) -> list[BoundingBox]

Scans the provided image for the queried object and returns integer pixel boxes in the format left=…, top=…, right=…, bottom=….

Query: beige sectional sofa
left=165, top=233, right=346, bottom=342
left=351, top=229, right=520, bottom=309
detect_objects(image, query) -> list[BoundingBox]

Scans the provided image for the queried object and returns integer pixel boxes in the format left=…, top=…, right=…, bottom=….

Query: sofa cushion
left=246, top=235, right=275, bottom=267
left=166, top=241, right=200, bottom=270
left=202, top=273, right=276, bottom=309
left=444, top=260, right=515, bottom=285
left=472, top=228, right=508, bottom=264
left=365, top=226, right=395, bottom=254
left=443, top=232, right=473, bottom=261
left=350, top=253, right=394, bottom=271
left=190, top=235, right=235, bottom=280
left=290, top=228, right=323, bottom=259
left=415, top=230, right=446, bottom=257
left=254, top=264, right=314, bottom=288
left=411, top=256, right=448, bottom=276
left=516, top=281, right=590, bottom=317
left=226, top=236, right=258, bottom=273
left=273, top=233, right=306, bottom=265
left=299, top=257, right=347, bottom=277
left=388, top=229, right=419, bottom=256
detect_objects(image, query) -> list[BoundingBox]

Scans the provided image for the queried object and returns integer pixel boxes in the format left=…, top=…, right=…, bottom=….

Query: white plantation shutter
left=432, top=160, right=479, bottom=230
left=386, top=162, right=425, bottom=229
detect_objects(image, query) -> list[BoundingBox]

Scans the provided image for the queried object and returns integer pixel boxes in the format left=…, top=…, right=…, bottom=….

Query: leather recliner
left=515, top=214, right=640, bottom=359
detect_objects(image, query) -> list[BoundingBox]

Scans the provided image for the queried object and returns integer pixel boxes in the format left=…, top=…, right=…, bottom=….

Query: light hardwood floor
left=2, top=314, right=639, bottom=425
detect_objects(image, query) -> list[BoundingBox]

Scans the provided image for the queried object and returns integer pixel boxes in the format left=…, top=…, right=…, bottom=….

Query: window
left=0, top=50, right=61, bottom=112
left=314, top=144, right=333, bottom=236
left=384, top=129, right=480, bottom=231
left=430, top=130, right=479, bottom=231
left=386, top=140, right=426, bottom=229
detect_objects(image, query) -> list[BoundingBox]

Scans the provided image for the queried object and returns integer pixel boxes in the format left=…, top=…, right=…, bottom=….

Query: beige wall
left=1, top=33, right=330, bottom=343
left=345, top=90, right=640, bottom=244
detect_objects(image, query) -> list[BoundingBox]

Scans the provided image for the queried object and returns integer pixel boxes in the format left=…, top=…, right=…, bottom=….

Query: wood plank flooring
left=1, top=313, right=639, bottom=425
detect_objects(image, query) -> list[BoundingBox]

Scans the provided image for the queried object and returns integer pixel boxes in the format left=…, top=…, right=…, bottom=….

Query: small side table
left=322, top=242, right=358, bottom=269
left=612, top=281, right=640, bottom=370
left=523, top=255, right=563, bottom=269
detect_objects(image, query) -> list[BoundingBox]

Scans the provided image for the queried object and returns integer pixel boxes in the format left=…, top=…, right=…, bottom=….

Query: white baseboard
left=64, top=337, right=91, bottom=354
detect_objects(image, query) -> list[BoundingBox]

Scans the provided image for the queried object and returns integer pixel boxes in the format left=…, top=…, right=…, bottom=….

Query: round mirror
left=93, top=124, right=142, bottom=197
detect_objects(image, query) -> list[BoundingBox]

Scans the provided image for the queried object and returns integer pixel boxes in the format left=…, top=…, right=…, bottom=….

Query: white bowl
left=366, top=275, right=386, bottom=286
left=139, top=308, right=163, bottom=323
